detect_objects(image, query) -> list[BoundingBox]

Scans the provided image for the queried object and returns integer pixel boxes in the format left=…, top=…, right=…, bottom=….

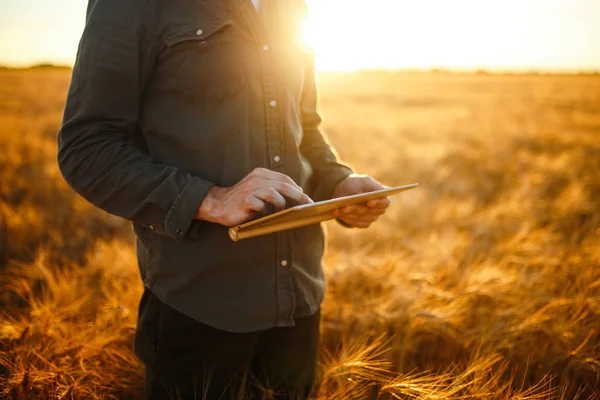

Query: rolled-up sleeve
left=57, top=0, right=214, bottom=243
left=299, top=50, right=353, bottom=202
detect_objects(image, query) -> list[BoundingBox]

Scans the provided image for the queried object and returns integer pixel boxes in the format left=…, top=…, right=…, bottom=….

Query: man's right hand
left=195, top=168, right=313, bottom=227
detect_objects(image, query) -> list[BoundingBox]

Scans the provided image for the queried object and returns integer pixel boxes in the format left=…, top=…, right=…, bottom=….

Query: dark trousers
left=134, top=289, right=320, bottom=400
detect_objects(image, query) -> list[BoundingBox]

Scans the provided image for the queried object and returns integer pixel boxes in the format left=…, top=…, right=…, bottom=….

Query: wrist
left=196, top=186, right=225, bottom=223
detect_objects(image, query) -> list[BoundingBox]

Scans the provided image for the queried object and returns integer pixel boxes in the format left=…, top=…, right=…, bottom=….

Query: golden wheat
left=0, top=68, right=598, bottom=399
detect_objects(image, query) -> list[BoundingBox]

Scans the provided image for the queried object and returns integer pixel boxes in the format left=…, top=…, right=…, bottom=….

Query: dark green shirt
left=57, top=0, right=352, bottom=332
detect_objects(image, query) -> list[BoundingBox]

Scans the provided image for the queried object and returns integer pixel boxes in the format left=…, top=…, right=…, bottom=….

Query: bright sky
left=0, top=0, right=598, bottom=72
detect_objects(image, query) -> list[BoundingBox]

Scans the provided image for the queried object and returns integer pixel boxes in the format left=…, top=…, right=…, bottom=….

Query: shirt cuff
left=311, top=166, right=353, bottom=202
left=164, top=176, right=215, bottom=243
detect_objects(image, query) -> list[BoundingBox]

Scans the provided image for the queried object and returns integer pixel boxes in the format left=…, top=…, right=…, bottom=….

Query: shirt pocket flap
left=165, top=20, right=234, bottom=47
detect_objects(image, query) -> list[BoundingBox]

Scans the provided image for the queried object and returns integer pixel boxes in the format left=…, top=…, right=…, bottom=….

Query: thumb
left=363, top=176, right=385, bottom=191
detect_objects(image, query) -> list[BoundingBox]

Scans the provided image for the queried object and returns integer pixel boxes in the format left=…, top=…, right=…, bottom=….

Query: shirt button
left=280, top=260, right=288, bottom=267
left=148, top=224, right=156, bottom=231
left=273, top=155, right=280, bottom=163
left=263, top=44, right=269, bottom=51
left=196, top=29, right=203, bottom=36
left=269, top=100, right=277, bottom=108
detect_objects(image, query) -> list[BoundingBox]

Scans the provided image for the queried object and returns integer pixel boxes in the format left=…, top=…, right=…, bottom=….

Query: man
left=57, top=0, right=389, bottom=398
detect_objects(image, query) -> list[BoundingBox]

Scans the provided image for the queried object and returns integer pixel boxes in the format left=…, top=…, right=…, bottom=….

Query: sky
left=0, top=0, right=599, bottom=72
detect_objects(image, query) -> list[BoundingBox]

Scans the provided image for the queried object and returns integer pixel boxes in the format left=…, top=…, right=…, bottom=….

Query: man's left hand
left=331, top=174, right=390, bottom=228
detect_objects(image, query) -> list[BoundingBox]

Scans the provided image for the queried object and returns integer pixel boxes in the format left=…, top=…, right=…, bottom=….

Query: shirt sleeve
left=57, top=0, right=215, bottom=243
left=299, top=50, right=354, bottom=202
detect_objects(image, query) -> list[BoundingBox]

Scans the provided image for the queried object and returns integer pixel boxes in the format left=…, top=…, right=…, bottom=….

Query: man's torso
left=132, top=0, right=327, bottom=332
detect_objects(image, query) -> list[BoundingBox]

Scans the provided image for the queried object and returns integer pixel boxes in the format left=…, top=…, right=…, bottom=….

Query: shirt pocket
left=163, top=20, right=247, bottom=108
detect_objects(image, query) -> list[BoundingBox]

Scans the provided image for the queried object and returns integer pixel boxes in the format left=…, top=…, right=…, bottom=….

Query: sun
left=301, top=0, right=503, bottom=72
left=301, top=0, right=589, bottom=72
left=301, top=0, right=368, bottom=72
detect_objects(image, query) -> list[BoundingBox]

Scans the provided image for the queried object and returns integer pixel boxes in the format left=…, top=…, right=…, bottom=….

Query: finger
left=362, top=176, right=387, bottom=191
left=366, top=198, right=390, bottom=209
left=341, top=208, right=386, bottom=219
left=270, top=181, right=313, bottom=204
left=340, top=204, right=371, bottom=215
left=253, top=187, right=287, bottom=210
left=344, top=213, right=380, bottom=223
left=243, top=195, right=268, bottom=214
left=334, top=208, right=376, bottom=219
left=333, top=208, right=381, bottom=220
left=349, top=207, right=387, bottom=216
left=371, top=208, right=387, bottom=215
left=337, top=217, right=371, bottom=229
left=252, top=168, right=303, bottom=191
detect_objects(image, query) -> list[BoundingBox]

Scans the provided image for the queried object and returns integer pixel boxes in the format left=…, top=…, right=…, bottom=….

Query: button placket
left=237, top=0, right=294, bottom=325
left=275, top=233, right=295, bottom=324
left=263, top=71, right=283, bottom=171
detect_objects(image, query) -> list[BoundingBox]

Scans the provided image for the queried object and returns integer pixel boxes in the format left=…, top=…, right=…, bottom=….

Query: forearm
left=299, top=50, right=353, bottom=201
left=58, top=124, right=214, bottom=241
left=300, top=128, right=353, bottom=201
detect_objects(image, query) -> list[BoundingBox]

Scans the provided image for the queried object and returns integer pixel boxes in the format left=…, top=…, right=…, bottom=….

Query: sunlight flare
left=303, top=0, right=600, bottom=72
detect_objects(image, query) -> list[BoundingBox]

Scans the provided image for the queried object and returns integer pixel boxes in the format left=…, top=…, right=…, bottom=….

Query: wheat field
left=0, top=67, right=599, bottom=399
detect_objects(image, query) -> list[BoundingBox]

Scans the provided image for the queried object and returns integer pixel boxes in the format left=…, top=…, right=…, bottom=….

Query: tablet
left=228, top=183, right=418, bottom=241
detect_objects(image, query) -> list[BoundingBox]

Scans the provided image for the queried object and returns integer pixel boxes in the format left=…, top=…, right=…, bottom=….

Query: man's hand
left=331, top=174, right=390, bottom=229
left=195, top=168, right=313, bottom=227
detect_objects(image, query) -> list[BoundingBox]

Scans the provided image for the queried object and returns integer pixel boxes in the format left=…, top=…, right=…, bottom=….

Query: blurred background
left=0, top=0, right=599, bottom=399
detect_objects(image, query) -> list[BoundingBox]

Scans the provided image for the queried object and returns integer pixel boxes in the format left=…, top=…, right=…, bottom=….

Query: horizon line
left=2, top=62, right=599, bottom=76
